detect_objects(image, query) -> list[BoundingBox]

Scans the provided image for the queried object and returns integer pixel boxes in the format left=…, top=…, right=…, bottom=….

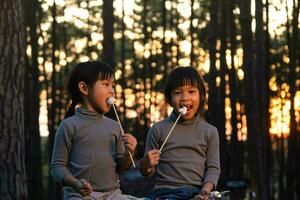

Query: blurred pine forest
left=0, top=0, right=300, bottom=199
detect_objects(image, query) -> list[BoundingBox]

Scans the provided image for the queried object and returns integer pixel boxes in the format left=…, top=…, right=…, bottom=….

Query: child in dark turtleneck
left=140, top=67, right=221, bottom=200
left=50, top=61, right=137, bottom=200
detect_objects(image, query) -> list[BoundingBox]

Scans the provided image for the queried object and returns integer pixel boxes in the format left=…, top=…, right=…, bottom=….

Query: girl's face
left=85, top=78, right=115, bottom=113
left=170, top=85, right=200, bottom=120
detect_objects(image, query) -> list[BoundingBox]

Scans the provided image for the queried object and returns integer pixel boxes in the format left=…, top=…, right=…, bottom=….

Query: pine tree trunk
left=217, top=0, right=228, bottom=188
left=228, top=0, right=243, bottom=180
left=207, top=0, right=219, bottom=125
left=190, top=0, right=195, bottom=67
left=120, top=0, right=127, bottom=127
left=286, top=0, right=299, bottom=199
left=255, top=0, right=269, bottom=199
left=102, top=0, right=116, bottom=121
left=142, top=0, right=150, bottom=130
left=264, top=0, right=272, bottom=198
left=240, top=0, right=259, bottom=196
left=102, top=0, right=115, bottom=68
left=0, top=0, right=28, bottom=199
left=48, top=1, right=58, bottom=199
left=24, top=0, right=44, bottom=199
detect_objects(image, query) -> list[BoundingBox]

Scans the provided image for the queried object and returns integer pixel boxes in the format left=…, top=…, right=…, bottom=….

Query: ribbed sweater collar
left=168, top=110, right=201, bottom=125
left=75, top=107, right=104, bottom=119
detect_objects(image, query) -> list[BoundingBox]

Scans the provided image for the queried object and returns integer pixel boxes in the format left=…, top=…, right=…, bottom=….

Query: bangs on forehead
left=97, top=70, right=115, bottom=80
left=170, top=70, right=200, bottom=90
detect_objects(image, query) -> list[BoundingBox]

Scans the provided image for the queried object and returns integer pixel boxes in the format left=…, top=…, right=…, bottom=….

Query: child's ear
left=78, top=82, right=89, bottom=95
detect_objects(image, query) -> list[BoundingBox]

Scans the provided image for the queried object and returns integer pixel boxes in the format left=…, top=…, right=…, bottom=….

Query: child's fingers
left=122, top=134, right=137, bottom=151
left=81, top=181, right=92, bottom=189
left=122, top=133, right=134, bottom=139
left=148, top=151, right=160, bottom=166
left=123, top=138, right=137, bottom=147
left=122, top=134, right=136, bottom=142
left=149, top=152, right=160, bottom=159
left=80, top=183, right=93, bottom=196
left=151, top=157, right=159, bottom=165
left=123, top=135, right=137, bottom=143
left=148, top=149, right=161, bottom=156
left=150, top=149, right=160, bottom=153
left=125, top=143, right=135, bottom=153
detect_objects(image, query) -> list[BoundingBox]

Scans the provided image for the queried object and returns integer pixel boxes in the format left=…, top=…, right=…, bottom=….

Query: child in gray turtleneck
left=50, top=61, right=137, bottom=200
left=140, top=67, right=221, bottom=200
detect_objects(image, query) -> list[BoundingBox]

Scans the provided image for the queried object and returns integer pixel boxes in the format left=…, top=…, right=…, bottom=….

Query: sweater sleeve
left=144, top=125, right=160, bottom=154
left=50, top=121, right=73, bottom=184
left=203, top=127, right=221, bottom=187
left=115, top=129, right=125, bottom=159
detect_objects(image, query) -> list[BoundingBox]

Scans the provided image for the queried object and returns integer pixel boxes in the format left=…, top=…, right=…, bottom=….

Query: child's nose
left=180, top=92, right=189, bottom=101
left=110, top=88, right=115, bottom=95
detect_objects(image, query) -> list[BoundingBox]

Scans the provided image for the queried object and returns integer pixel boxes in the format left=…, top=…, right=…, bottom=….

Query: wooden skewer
left=107, top=97, right=136, bottom=168
left=159, top=107, right=187, bottom=153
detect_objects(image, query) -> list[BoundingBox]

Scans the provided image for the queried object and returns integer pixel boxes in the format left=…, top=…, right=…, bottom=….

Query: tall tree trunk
left=174, top=1, right=180, bottom=66
left=102, top=0, right=116, bottom=121
left=240, top=0, right=259, bottom=196
left=86, top=0, right=92, bottom=58
left=142, top=0, right=150, bottom=131
left=121, top=0, right=127, bottom=127
left=207, top=0, right=219, bottom=124
left=228, top=0, right=243, bottom=180
left=162, top=0, right=167, bottom=80
left=264, top=0, right=272, bottom=198
left=255, top=0, right=269, bottom=199
left=24, top=0, right=44, bottom=199
left=190, top=0, right=195, bottom=67
left=286, top=0, right=299, bottom=199
left=217, top=0, right=228, bottom=188
left=48, top=1, right=58, bottom=199
left=0, top=0, right=28, bottom=199
left=102, top=0, right=115, bottom=68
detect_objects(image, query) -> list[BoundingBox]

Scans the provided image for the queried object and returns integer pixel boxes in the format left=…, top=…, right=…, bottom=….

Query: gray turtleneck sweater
left=50, top=108, right=125, bottom=197
left=145, top=111, right=220, bottom=189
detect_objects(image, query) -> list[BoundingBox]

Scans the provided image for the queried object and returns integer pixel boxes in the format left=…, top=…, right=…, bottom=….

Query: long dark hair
left=164, top=66, right=206, bottom=114
left=64, top=61, right=114, bottom=118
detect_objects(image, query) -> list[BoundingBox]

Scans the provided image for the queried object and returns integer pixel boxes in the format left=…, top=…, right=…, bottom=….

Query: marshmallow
left=107, top=97, right=117, bottom=105
left=210, top=191, right=222, bottom=199
left=179, top=106, right=187, bottom=115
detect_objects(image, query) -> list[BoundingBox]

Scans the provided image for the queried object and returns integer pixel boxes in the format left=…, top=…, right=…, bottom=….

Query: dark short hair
left=65, top=61, right=114, bottom=117
left=164, top=66, right=206, bottom=113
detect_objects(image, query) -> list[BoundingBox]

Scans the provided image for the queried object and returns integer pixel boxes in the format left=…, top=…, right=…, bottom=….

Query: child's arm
left=62, top=175, right=93, bottom=196
left=116, top=133, right=137, bottom=173
left=50, top=122, right=73, bottom=183
left=195, top=128, right=219, bottom=200
left=202, top=127, right=221, bottom=190
left=140, top=126, right=160, bottom=176
left=140, top=149, right=160, bottom=176
left=193, top=182, right=214, bottom=200
left=50, top=122, right=92, bottom=196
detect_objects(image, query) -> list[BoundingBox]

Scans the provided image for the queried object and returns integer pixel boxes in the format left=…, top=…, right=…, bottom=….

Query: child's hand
left=193, top=188, right=210, bottom=200
left=122, top=133, right=137, bottom=154
left=141, top=149, right=160, bottom=169
left=75, top=179, right=93, bottom=197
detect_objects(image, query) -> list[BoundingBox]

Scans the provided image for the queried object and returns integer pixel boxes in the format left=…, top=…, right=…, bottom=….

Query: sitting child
left=140, top=67, right=221, bottom=200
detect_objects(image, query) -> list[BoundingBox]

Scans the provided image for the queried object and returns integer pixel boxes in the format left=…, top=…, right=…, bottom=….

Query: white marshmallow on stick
left=179, top=106, right=187, bottom=115
left=159, top=106, right=187, bottom=153
left=106, top=97, right=136, bottom=168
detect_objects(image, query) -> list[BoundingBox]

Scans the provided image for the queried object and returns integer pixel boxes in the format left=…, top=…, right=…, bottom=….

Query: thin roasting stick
left=159, top=107, right=187, bottom=153
left=107, top=97, right=136, bottom=168
left=87, top=154, right=94, bottom=183
left=80, top=154, right=94, bottom=200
